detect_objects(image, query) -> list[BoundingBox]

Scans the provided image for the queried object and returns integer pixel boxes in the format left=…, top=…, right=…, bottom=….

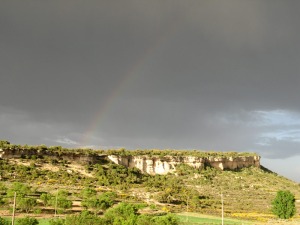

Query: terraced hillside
left=0, top=142, right=299, bottom=223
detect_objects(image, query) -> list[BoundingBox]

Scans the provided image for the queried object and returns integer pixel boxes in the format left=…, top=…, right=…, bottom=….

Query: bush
left=104, top=202, right=138, bottom=224
left=17, top=216, right=39, bottom=225
left=136, top=215, right=154, bottom=225
left=0, top=217, right=9, bottom=225
left=18, top=197, right=37, bottom=213
left=49, top=218, right=65, bottom=225
left=152, top=214, right=179, bottom=225
left=40, top=193, right=52, bottom=206
left=81, top=191, right=116, bottom=212
left=7, top=182, right=31, bottom=198
left=272, top=190, right=296, bottom=219
left=50, top=190, right=72, bottom=212
left=65, top=211, right=104, bottom=225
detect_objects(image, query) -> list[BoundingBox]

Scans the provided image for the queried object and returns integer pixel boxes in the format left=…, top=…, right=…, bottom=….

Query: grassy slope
left=0, top=148, right=300, bottom=223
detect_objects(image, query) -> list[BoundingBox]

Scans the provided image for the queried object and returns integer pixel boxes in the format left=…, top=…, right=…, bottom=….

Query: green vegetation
left=272, top=190, right=296, bottom=219
left=177, top=213, right=253, bottom=225
left=0, top=140, right=299, bottom=224
left=0, top=217, right=9, bottom=225
left=17, top=216, right=39, bottom=225
left=103, top=203, right=179, bottom=225
left=81, top=189, right=116, bottom=212
left=106, top=149, right=258, bottom=158
left=54, top=190, right=73, bottom=212
left=0, top=140, right=258, bottom=160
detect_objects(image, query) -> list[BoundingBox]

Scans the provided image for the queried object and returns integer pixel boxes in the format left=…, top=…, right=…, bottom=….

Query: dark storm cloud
left=1, top=0, right=300, bottom=170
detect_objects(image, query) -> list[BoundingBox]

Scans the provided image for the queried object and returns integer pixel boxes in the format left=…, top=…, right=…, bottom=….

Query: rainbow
left=80, top=23, right=181, bottom=148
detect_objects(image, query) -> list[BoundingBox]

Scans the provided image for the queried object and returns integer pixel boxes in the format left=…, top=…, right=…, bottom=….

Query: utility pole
left=12, top=192, right=16, bottom=225
left=221, top=193, right=224, bottom=225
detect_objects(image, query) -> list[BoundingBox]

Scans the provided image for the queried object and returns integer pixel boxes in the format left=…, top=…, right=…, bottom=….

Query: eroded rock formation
left=108, top=155, right=260, bottom=175
left=0, top=147, right=260, bottom=175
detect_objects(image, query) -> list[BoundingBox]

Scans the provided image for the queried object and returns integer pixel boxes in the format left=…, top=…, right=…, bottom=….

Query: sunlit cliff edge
left=108, top=155, right=260, bottom=175
left=0, top=141, right=260, bottom=175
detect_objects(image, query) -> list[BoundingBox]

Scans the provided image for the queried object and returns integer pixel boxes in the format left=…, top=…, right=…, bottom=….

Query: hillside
left=0, top=141, right=300, bottom=223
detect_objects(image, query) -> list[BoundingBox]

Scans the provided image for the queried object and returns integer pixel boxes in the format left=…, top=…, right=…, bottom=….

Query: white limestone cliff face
left=108, top=155, right=260, bottom=175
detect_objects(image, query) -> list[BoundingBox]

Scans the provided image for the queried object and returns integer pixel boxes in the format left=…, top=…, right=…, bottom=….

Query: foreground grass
left=177, top=212, right=300, bottom=225
left=3, top=214, right=300, bottom=225
left=177, top=212, right=254, bottom=225
left=4, top=215, right=251, bottom=225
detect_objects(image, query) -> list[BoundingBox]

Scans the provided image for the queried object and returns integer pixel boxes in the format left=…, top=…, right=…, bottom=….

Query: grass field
left=177, top=213, right=254, bottom=225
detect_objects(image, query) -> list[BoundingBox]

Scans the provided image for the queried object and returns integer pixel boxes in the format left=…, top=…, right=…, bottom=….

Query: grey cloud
left=1, top=1, right=300, bottom=181
left=256, top=138, right=300, bottom=159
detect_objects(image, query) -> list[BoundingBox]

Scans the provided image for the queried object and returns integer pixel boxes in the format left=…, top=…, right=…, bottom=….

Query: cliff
left=108, top=155, right=260, bottom=175
left=0, top=146, right=260, bottom=175
left=0, top=147, right=106, bottom=164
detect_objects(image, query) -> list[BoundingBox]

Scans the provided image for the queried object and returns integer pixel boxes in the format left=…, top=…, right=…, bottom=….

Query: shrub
left=18, top=197, right=37, bottom=213
left=7, top=182, right=31, bottom=198
left=136, top=215, right=154, bottom=225
left=17, top=216, right=39, bottom=225
left=65, top=211, right=104, bottom=225
left=104, top=202, right=138, bottom=224
left=272, top=190, right=296, bottom=219
left=153, top=214, right=179, bottom=225
left=0, top=217, right=9, bottom=225
left=50, top=190, right=72, bottom=212
left=49, top=219, right=65, bottom=225
left=40, top=193, right=52, bottom=206
left=81, top=191, right=116, bottom=212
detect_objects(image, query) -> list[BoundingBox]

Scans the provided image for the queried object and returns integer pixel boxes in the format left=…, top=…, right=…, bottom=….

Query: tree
left=136, top=214, right=179, bottom=225
left=0, top=140, right=10, bottom=148
left=80, top=187, right=96, bottom=199
left=50, top=190, right=72, bottom=212
left=18, top=197, right=37, bottom=213
left=17, top=216, right=39, bottom=225
left=97, top=192, right=116, bottom=210
left=65, top=211, right=105, bottom=225
left=272, top=190, right=296, bottom=219
left=81, top=191, right=116, bottom=212
left=7, top=182, right=37, bottom=213
left=152, top=214, right=179, bottom=225
left=104, top=203, right=138, bottom=225
left=7, top=182, right=31, bottom=198
left=0, top=217, right=9, bottom=225
left=136, top=215, right=154, bottom=225
left=40, top=193, right=53, bottom=206
left=0, top=183, right=6, bottom=206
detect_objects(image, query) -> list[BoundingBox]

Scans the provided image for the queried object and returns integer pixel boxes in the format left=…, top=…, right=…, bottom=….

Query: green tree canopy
left=50, top=190, right=72, bottom=212
left=81, top=191, right=116, bottom=212
left=272, top=190, right=296, bottom=219
left=18, top=197, right=37, bottom=213
left=17, top=216, right=39, bottom=225
left=65, top=211, right=104, bottom=225
left=6, top=182, right=37, bottom=213
left=0, top=140, right=10, bottom=148
left=0, top=217, right=9, bottom=225
left=7, top=182, right=31, bottom=198
left=104, top=202, right=138, bottom=225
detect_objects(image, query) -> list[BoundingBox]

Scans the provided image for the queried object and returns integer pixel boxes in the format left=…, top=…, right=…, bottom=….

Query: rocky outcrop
left=0, top=147, right=260, bottom=175
left=108, top=155, right=260, bottom=175
left=0, top=148, right=106, bottom=164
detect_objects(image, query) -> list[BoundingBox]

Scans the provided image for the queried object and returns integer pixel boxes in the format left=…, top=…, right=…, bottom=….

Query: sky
left=1, top=0, right=300, bottom=182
